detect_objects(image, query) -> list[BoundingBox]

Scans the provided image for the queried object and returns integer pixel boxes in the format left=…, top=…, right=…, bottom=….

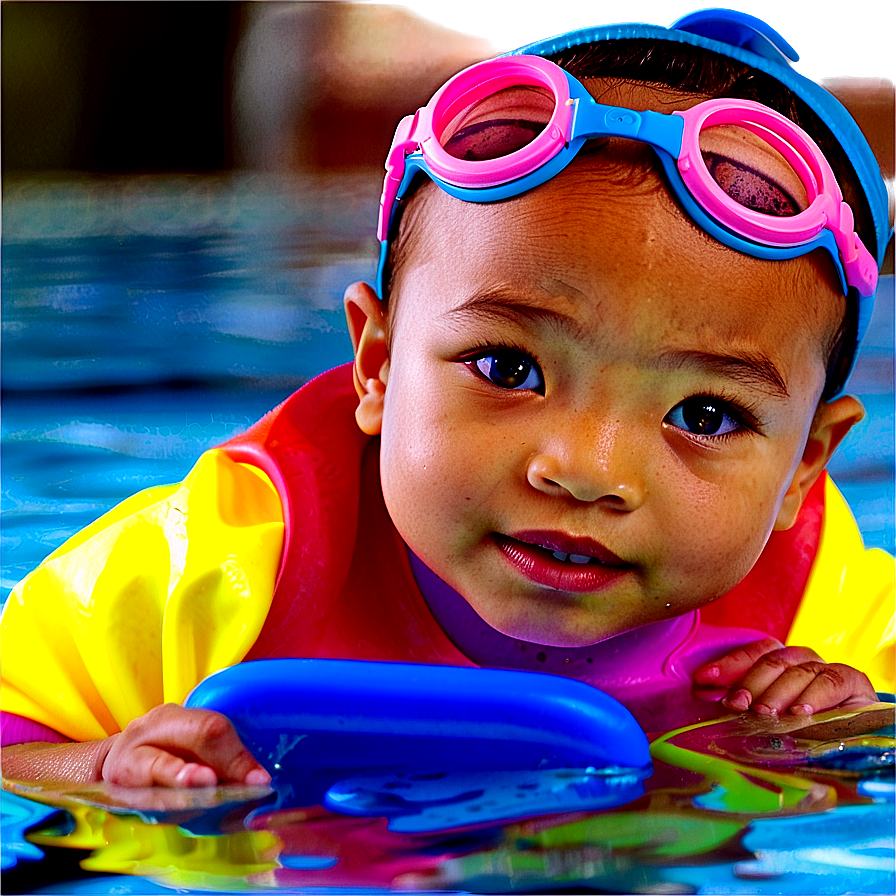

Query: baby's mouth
left=493, top=530, right=633, bottom=593
left=504, top=530, right=631, bottom=567
left=494, top=531, right=635, bottom=594
left=547, top=550, right=594, bottom=565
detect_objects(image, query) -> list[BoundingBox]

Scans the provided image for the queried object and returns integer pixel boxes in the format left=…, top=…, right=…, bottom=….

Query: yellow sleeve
left=0, top=449, right=284, bottom=742
left=786, top=477, right=895, bottom=694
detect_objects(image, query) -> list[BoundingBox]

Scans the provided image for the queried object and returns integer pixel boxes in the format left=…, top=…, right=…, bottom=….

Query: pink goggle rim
left=675, top=98, right=838, bottom=245
left=420, top=57, right=575, bottom=187
left=378, top=57, right=574, bottom=240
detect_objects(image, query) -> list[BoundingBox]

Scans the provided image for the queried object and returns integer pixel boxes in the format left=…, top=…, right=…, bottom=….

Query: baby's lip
left=506, top=530, right=631, bottom=567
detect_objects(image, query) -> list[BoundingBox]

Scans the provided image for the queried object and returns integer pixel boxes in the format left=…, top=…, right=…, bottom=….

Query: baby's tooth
left=552, top=550, right=569, bottom=561
left=569, top=554, right=591, bottom=564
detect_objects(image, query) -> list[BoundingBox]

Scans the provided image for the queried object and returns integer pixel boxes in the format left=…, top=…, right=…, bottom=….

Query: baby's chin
left=476, top=603, right=650, bottom=649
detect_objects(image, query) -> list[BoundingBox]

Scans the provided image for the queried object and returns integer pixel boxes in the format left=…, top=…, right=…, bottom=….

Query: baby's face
left=358, top=97, right=856, bottom=647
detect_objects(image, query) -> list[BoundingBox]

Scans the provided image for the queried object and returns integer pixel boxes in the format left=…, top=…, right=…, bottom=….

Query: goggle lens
left=444, top=119, right=549, bottom=162
left=438, top=85, right=555, bottom=161
left=697, top=124, right=809, bottom=217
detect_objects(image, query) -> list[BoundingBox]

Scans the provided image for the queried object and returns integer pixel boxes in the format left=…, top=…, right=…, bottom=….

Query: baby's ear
left=344, top=281, right=390, bottom=436
left=774, top=394, right=865, bottom=530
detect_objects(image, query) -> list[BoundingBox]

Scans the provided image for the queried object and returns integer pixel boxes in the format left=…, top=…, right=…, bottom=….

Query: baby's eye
left=470, top=349, right=544, bottom=392
left=665, top=396, right=744, bottom=437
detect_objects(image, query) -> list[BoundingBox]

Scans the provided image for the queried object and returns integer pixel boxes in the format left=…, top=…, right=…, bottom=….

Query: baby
left=2, top=9, right=893, bottom=789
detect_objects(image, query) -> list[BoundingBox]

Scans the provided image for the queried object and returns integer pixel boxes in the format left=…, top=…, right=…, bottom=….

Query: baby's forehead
left=396, top=162, right=843, bottom=361
left=577, top=77, right=711, bottom=112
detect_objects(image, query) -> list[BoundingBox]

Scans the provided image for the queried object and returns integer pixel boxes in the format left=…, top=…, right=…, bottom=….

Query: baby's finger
left=105, top=744, right=217, bottom=788
left=693, top=684, right=730, bottom=703
left=175, top=711, right=270, bottom=786
left=108, top=705, right=270, bottom=788
left=781, top=664, right=878, bottom=715
left=720, top=645, right=822, bottom=706
left=745, top=661, right=831, bottom=716
left=694, top=637, right=784, bottom=687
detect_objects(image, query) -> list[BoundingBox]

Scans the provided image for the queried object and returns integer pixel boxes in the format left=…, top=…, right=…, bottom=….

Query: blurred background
left=2, top=2, right=894, bottom=600
left=2, top=1, right=894, bottom=177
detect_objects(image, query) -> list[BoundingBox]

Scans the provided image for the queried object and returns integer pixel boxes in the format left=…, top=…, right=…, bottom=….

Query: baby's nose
left=526, top=417, right=646, bottom=508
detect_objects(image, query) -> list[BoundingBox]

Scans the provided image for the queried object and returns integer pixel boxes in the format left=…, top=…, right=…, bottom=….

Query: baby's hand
left=693, top=637, right=878, bottom=716
left=101, top=703, right=271, bottom=788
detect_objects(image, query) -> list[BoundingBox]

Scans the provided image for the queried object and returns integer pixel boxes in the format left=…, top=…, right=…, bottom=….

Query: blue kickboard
left=185, top=660, right=651, bottom=794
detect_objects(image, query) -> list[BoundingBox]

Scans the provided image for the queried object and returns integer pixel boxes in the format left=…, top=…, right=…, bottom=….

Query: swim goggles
left=376, top=53, right=876, bottom=304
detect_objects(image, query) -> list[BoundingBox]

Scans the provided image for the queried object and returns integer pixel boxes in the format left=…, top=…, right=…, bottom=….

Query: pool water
left=1, top=176, right=894, bottom=894
left=1, top=174, right=372, bottom=600
left=3, top=703, right=894, bottom=894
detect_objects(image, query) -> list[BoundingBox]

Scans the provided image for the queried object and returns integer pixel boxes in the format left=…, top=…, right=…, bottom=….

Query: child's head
left=343, top=10, right=891, bottom=647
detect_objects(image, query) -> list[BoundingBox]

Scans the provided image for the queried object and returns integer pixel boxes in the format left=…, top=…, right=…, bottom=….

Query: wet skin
left=347, top=84, right=862, bottom=650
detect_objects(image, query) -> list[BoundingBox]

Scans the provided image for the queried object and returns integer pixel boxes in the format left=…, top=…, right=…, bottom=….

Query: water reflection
left=3, top=702, right=892, bottom=893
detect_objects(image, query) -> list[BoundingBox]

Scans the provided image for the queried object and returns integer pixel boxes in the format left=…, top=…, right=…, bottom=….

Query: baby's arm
left=1, top=450, right=284, bottom=786
left=693, top=637, right=879, bottom=716
left=2, top=704, right=270, bottom=788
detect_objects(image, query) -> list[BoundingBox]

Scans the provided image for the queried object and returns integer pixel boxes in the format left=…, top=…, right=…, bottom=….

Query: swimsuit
left=2, top=365, right=893, bottom=743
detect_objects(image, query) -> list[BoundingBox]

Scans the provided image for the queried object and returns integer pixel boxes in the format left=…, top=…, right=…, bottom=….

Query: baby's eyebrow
left=659, top=349, right=790, bottom=399
left=444, top=289, right=589, bottom=339
left=445, top=292, right=790, bottom=400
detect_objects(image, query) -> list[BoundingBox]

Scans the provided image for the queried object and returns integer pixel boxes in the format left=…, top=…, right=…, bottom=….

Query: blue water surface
left=1, top=175, right=376, bottom=599
left=1, top=175, right=894, bottom=602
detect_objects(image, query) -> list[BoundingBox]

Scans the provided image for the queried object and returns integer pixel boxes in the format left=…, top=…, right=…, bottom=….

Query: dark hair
left=382, top=39, right=870, bottom=395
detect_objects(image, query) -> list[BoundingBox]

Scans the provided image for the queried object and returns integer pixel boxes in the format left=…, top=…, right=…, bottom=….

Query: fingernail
left=790, top=704, right=813, bottom=716
left=246, top=768, right=271, bottom=786
left=176, top=763, right=216, bottom=788
left=175, top=763, right=198, bottom=786
left=754, top=703, right=777, bottom=716
left=723, top=689, right=751, bottom=711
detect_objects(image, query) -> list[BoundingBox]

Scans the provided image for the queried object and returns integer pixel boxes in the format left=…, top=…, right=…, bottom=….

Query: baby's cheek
left=660, top=480, right=777, bottom=604
left=379, top=432, right=477, bottom=554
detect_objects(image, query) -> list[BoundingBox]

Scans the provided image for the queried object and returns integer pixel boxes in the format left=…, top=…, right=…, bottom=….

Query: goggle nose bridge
left=568, top=89, right=687, bottom=162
